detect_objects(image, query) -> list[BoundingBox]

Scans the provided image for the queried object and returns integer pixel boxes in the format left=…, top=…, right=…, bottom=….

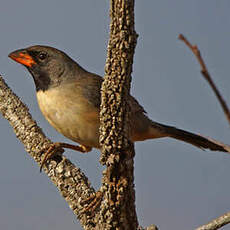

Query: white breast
left=36, top=86, right=100, bottom=148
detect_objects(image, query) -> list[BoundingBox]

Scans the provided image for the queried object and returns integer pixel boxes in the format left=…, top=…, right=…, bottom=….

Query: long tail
left=150, top=121, right=230, bottom=153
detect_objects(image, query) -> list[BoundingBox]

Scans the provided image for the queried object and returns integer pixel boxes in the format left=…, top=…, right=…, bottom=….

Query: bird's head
left=9, top=45, right=84, bottom=91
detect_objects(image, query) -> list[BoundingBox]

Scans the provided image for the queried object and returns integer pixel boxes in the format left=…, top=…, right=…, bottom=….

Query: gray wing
left=81, top=72, right=147, bottom=116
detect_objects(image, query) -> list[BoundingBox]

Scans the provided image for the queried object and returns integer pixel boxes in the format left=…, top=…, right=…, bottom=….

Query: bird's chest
left=36, top=86, right=100, bottom=147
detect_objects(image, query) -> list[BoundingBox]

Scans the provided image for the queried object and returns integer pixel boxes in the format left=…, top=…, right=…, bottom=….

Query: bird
left=8, top=45, right=230, bottom=169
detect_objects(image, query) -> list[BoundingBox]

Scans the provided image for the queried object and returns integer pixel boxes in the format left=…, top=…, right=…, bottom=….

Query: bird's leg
left=40, top=142, right=92, bottom=172
left=81, top=191, right=103, bottom=216
left=57, top=143, right=92, bottom=153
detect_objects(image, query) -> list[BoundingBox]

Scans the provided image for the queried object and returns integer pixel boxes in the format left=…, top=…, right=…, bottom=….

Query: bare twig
left=0, top=76, right=96, bottom=229
left=178, top=34, right=230, bottom=125
left=179, top=34, right=230, bottom=230
left=195, top=211, right=230, bottom=230
left=138, top=224, right=158, bottom=230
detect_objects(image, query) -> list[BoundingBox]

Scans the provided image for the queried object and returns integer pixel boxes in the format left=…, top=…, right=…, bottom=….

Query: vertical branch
left=99, top=0, right=138, bottom=229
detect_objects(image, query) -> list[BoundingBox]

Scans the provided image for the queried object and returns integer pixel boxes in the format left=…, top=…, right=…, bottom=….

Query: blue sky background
left=1, top=1, right=230, bottom=229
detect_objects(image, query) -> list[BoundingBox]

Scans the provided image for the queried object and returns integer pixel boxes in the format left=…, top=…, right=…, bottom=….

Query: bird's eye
left=38, top=52, right=47, bottom=60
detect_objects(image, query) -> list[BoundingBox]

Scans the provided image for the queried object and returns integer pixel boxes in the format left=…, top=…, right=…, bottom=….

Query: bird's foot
left=81, top=191, right=103, bottom=217
left=39, top=142, right=92, bottom=172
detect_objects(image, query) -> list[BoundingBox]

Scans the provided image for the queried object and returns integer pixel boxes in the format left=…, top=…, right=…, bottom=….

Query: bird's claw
left=39, top=142, right=92, bottom=172
left=81, top=191, right=103, bottom=216
left=40, top=142, right=63, bottom=172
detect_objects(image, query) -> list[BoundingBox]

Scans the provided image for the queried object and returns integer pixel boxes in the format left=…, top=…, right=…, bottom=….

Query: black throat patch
left=27, top=67, right=51, bottom=92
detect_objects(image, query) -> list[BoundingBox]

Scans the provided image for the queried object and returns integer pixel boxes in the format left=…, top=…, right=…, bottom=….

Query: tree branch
left=0, top=76, right=97, bottom=229
left=178, top=34, right=230, bottom=126
left=195, top=211, right=230, bottom=230
left=138, top=224, right=159, bottom=230
left=178, top=34, right=230, bottom=230
left=1, top=1, right=141, bottom=229
left=98, top=0, right=139, bottom=229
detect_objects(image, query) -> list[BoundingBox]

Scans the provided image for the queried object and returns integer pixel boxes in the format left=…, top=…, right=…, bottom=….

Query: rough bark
left=2, top=1, right=229, bottom=230
left=1, top=0, right=139, bottom=229
left=98, top=0, right=138, bottom=229
left=195, top=212, right=230, bottom=230
left=0, top=76, right=97, bottom=229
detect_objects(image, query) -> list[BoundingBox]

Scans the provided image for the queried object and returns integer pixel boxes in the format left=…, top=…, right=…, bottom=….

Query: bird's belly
left=36, top=88, right=100, bottom=148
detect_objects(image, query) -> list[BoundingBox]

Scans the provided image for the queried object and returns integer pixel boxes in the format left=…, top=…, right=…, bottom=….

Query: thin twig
left=195, top=211, right=230, bottom=230
left=178, top=34, right=230, bottom=125
left=178, top=34, right=230, bottom=230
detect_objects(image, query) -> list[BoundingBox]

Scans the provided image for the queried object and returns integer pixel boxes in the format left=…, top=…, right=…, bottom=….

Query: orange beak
left=9, top=50, right=36, bottom=67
